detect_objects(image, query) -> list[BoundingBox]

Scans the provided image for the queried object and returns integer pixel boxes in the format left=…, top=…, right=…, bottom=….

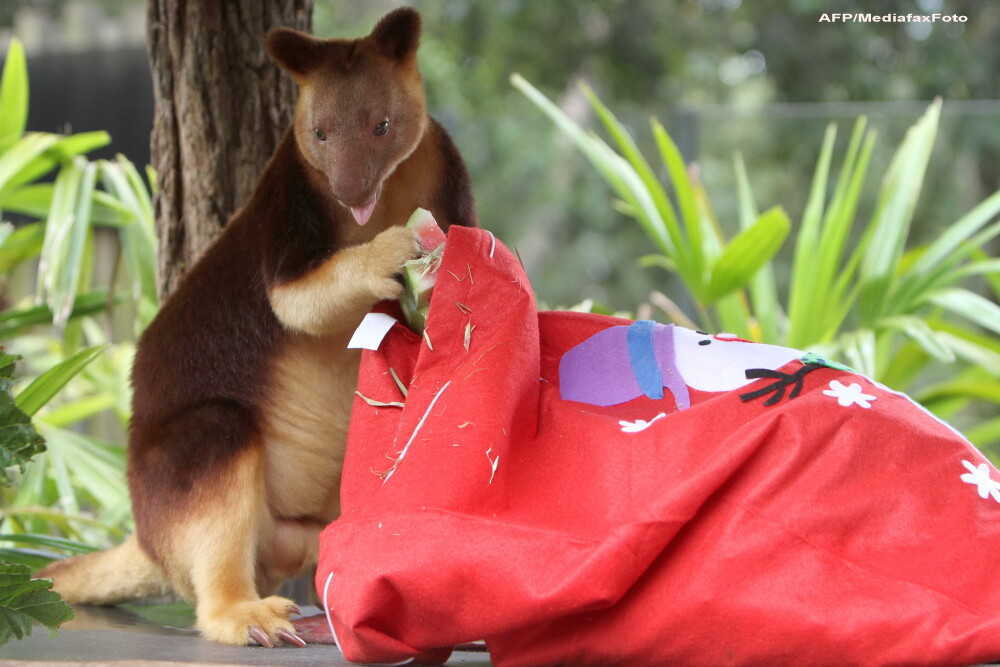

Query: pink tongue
left=350, top=198, right=378, bottom=226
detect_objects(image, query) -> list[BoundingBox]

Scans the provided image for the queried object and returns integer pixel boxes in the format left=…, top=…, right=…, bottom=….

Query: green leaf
left=115, top=155, right=154, bottom=223
left=894, top=188, right=1000, bottom=312
left=917, top=380, right=1000, bottom=406
left=510, top=74, right=676, bottom=260
left=908, top=187, right=1000, bottom=278
left=0, top=550, right=54, bottom=571
left=880, top=315, right=955, bottom=363
left=0, top=534, right=98, bottom=555
left=583, top=84, right=682, bottom=265
left=787, top=123, right=837, bottom=344
left=0, top=289, right=115, bottom=339
left=714, top=291, right=753, bottom=340
left=704, top=206, right=790, bottom=303
left=35, top=425, right=128, bottom=514
left=2, top=185, right=133, bottom=226
left=687, top=164, right=726, bottom=285
left=0, top=222, right=44, bottom=273
left=121, top=601, right=195, bottom=629
left=0, top=533, right=97, bottom=569
left=949, top=258, right=1000, bottom=282
left=929, top=288, right=1000, bottom=337
left=0, top=184, right=53, bottom=219
left=14, top=345, right=106, bottom=417
left=651, top=118, right=703, bottom=285
left=840, top=329, right=877, bottom=378
left=145, top=164, right=158, bottom=196
left=936, top=330, right=1000, bottom=377
left=0, top=133, right=58, bottom=196
left=99, top=158, right=158, bottom=309
left=0, top=39, right=28, bottom=153
left=857, top=99, right=940, bottom=322
left=734, top=152, right=781, bottom=342
left=0, top=562, right=74, bottom=646
left=965, top=415, right=1000, bottom=453
left=1, top=507, right=125, bottom=544
left=800, top=123, right=837, bottom=252
left=808, top=122, right=877, bottom=337
left=876, top=340, right=930, bottom=391
left=40, top=393, right=117, bottom=429
left=37, top=158, right=98, bottom=328
left=4, top=132, right=110, bottom=193
left=862, top=100, right=940, bottom=278
left=637, top=253, right=677, bottom=272
left=589, top=133, right=674, bottom=267
left=733, top=152, right=759, bottom=227
left=0, top=352, right=46, bottom=487
left=652, top=119, right=701, bottom=246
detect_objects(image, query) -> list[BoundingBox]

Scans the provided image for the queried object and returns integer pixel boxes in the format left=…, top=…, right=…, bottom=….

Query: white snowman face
left=672, top=328, right=802, bottom=393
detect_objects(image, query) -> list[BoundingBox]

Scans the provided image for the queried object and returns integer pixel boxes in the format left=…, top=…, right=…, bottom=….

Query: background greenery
left=0, top=0, right=999, bottom=640
left=0, top=33, right=155, bottom=559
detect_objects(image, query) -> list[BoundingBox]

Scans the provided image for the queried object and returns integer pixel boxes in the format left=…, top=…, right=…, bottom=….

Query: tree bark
left=147, top=0, right=314, bottom=299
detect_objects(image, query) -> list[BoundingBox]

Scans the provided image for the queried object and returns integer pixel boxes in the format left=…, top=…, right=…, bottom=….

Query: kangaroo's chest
left=259, top=331, right=360, bottom=523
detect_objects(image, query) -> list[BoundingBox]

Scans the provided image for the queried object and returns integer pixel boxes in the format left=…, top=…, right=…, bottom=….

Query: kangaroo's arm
left=268, top=225, right=417, bottom=337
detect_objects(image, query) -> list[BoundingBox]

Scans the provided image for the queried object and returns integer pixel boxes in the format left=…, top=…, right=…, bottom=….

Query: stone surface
left=1, top=604, right=492, bottom=666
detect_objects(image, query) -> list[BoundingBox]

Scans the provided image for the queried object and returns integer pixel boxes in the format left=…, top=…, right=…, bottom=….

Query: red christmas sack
left=316, top=226, right=1000, bottom=666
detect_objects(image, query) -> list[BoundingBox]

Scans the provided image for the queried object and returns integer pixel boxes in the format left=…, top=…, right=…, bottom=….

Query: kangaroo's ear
left=267, top=28, right=325, bottom=77
left=370, top=7, right=421, bottom=62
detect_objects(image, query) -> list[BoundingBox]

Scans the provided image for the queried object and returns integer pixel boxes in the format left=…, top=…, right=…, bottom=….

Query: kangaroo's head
left=267, top=8, right=428, bottom=225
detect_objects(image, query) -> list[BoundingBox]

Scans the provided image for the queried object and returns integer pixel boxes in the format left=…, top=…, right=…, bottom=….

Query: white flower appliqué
left=822, top=380, right=876, bottom=408
left=960, top=459, right=1000, bottom=503
left=619, top=412, right=667, bottom=433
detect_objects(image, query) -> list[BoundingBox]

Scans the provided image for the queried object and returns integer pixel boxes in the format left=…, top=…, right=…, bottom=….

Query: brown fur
left=37, top=7, right=475, bottom=647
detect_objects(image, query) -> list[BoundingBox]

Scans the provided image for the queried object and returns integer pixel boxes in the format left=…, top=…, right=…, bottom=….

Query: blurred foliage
left=0, top=44, right=101, bottom=637
left=0, top=37, right=155, bottom=561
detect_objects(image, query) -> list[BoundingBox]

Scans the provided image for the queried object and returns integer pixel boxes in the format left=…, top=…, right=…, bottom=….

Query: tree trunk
left=147, top=0, right=314, bottom=299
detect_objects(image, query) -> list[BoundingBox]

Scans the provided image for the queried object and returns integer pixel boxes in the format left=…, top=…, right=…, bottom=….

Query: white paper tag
left=347, top=313, right=399, bottom=350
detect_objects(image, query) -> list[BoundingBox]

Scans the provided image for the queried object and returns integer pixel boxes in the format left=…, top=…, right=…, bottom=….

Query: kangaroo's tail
left=36, top=534, right=173, bottom=605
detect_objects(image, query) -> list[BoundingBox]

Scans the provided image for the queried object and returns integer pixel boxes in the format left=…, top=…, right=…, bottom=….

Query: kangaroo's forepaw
left=198, top=596, right=306, bottom=647
left=366, top=226, right=419, bottom=301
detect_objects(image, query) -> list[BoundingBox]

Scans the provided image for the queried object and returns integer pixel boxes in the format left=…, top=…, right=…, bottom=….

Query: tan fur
left=170, top=446, right=301, bottom=645
left=268, top=225, right=417, bottom=336
left=260, top=332, right=359, bottom=522
left=35, top=535, right=172, bottom=605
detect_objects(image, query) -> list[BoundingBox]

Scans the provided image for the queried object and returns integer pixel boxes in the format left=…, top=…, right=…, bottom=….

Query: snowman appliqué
left=558, top=321, right=860, bottom=427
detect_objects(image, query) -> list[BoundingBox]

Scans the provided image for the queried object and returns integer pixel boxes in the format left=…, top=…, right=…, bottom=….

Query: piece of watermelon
left=408, top=207, right=447, bottom=253
left=400, top=208, right=446, bottom=333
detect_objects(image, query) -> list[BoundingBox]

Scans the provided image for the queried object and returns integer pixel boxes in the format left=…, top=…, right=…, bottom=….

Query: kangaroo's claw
left=249, top=626, right=273, bottom=648
left=278, top=628, right=308, bottom=648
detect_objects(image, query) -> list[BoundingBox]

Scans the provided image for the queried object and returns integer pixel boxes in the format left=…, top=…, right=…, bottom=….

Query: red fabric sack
left=316, top=226, right=1000, bottom=666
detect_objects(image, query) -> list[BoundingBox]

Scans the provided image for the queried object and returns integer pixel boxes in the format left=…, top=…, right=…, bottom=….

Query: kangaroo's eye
left=314, top=128, right=327, bottom=142
left=373, top=120, right=390, bottom=137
